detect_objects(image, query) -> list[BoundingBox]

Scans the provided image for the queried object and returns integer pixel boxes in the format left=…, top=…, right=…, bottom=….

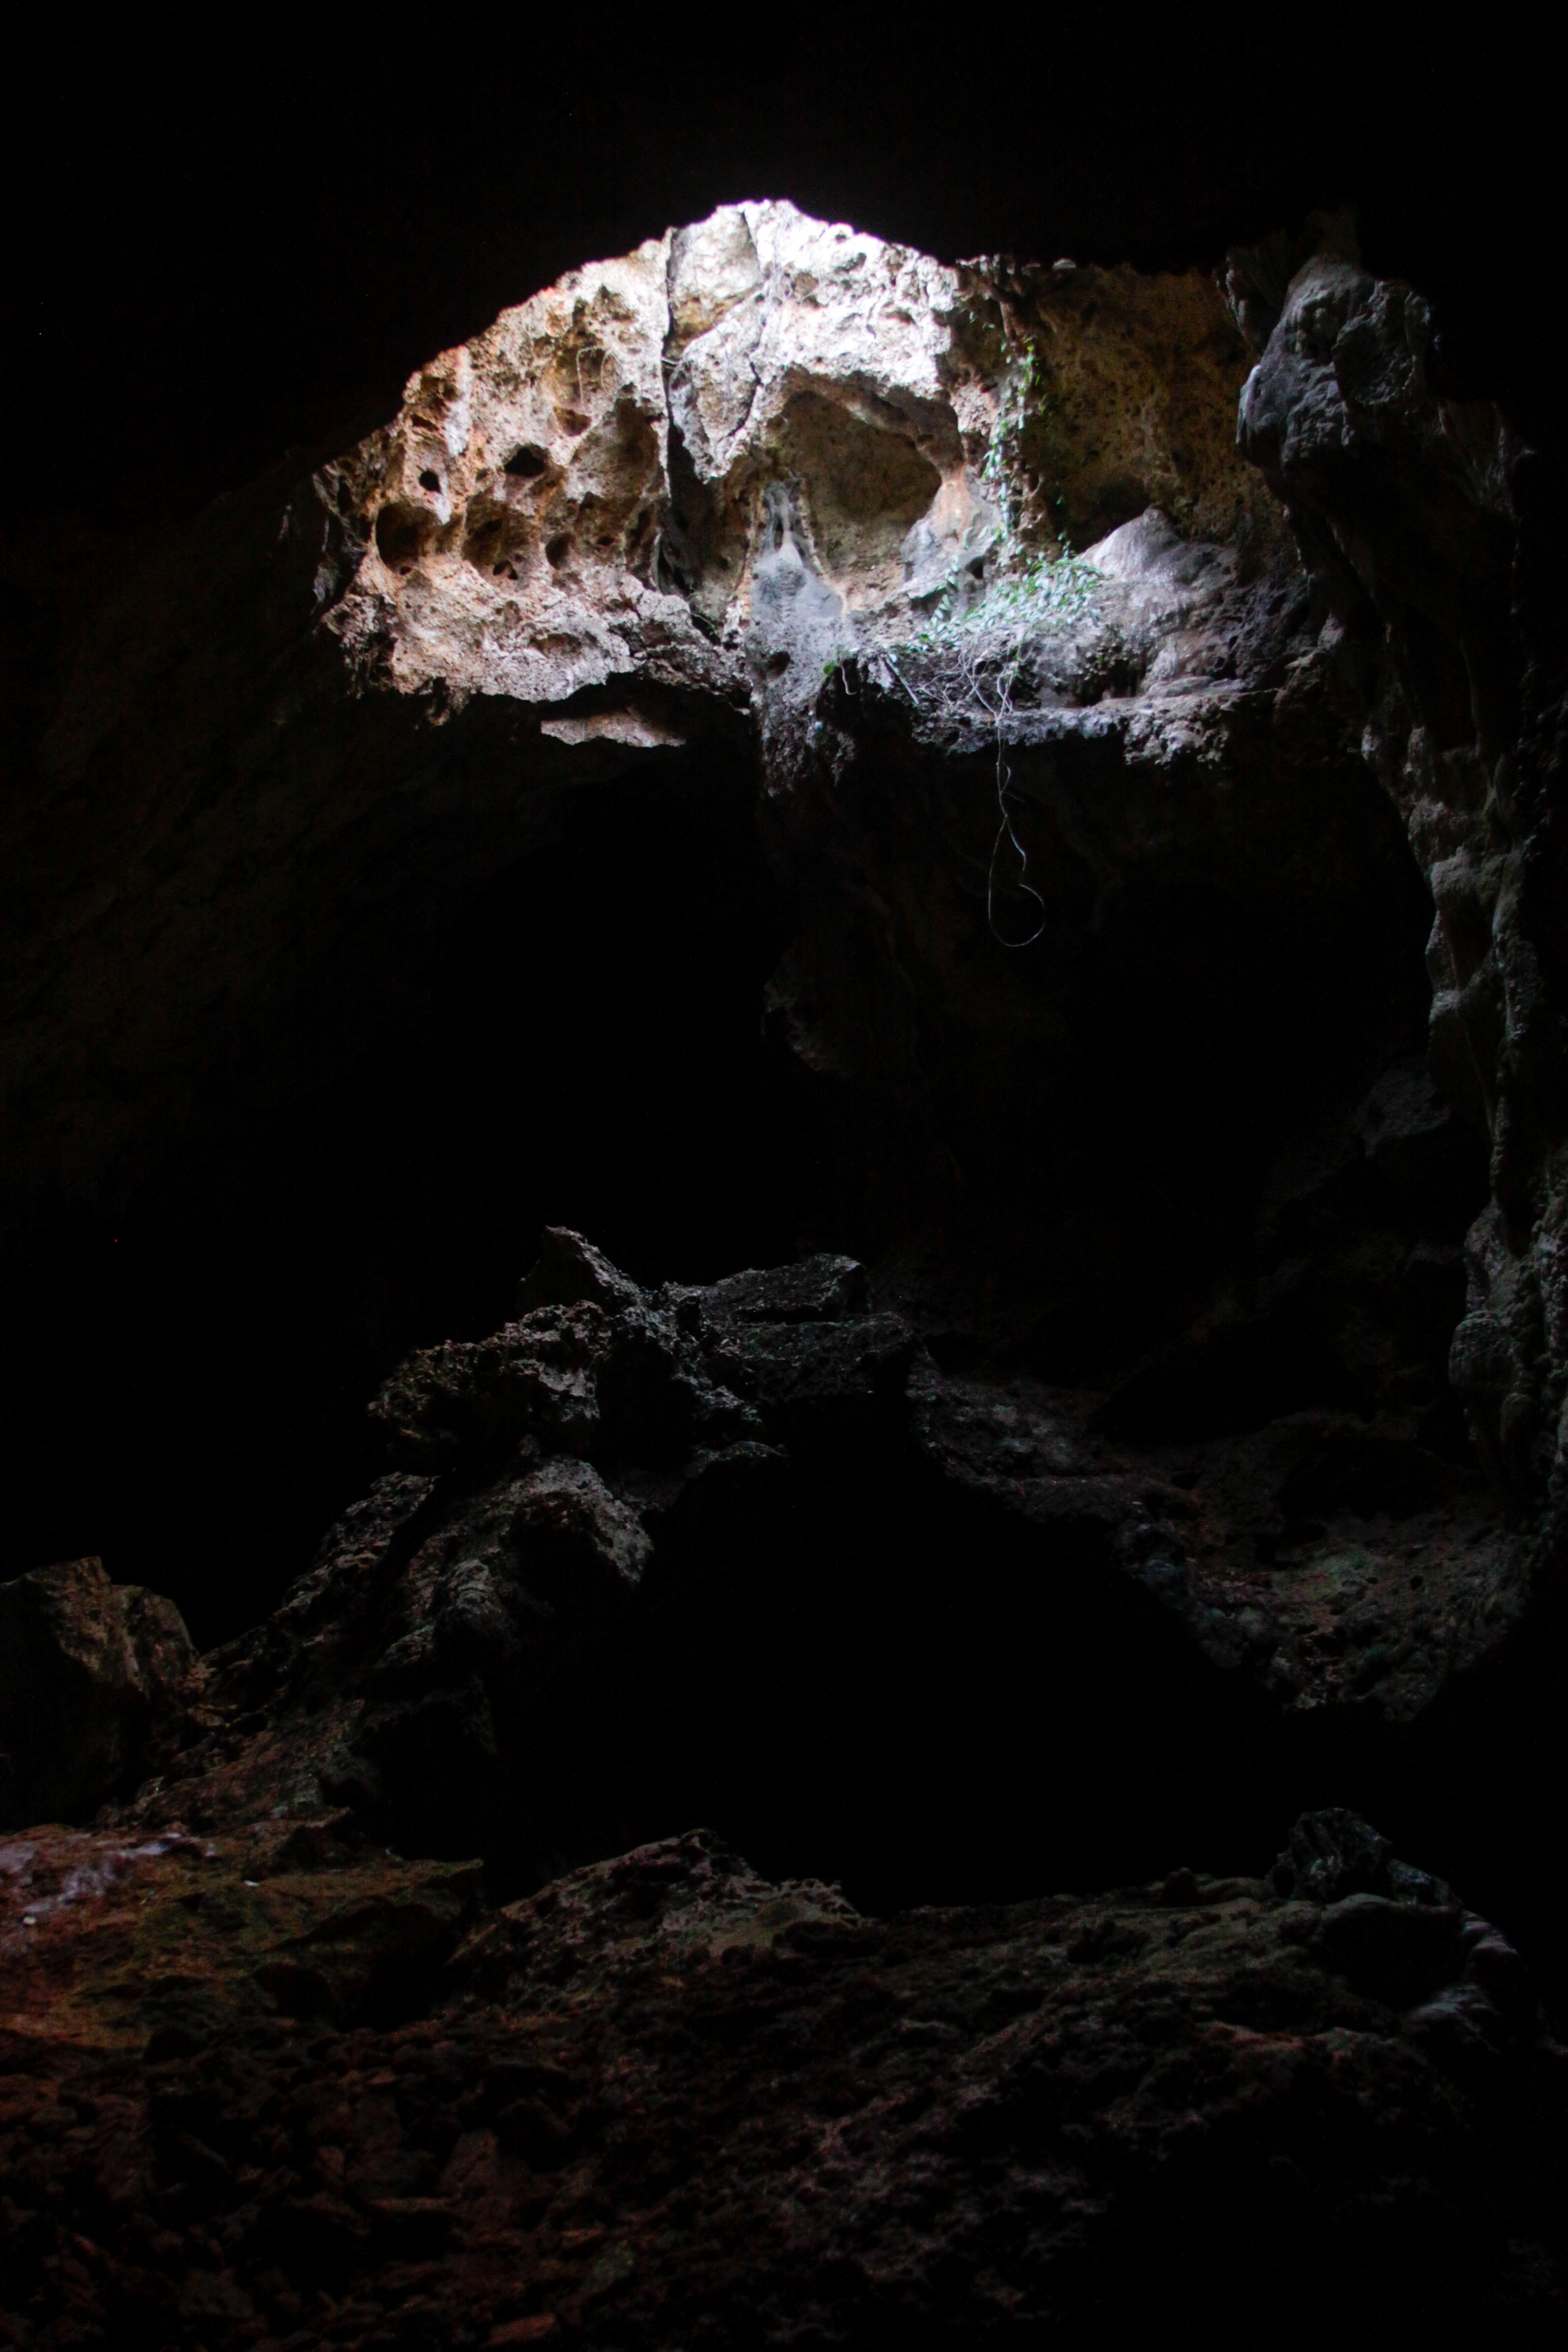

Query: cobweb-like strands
left=883, top=559, right=1100, bottom=947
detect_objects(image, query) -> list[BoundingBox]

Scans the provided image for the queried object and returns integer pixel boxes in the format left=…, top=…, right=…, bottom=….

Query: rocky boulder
left=0, top=1556, right=193, bottom=1825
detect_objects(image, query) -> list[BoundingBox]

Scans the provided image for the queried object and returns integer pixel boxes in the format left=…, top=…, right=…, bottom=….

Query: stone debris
left=62, top=1228, right=1520, bottom=1907
left=0, top=1815, right=1562, bottom=2343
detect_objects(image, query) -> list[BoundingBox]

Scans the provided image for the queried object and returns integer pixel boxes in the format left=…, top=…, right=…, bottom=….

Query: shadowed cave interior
left=2, top=720, right=1507, bottom=1927
left=9, top=147, right=1568, bottom=2337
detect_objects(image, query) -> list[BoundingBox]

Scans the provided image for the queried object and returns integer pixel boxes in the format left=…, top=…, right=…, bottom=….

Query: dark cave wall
left=0, top=212, right=1551, bottom=1908
left=0, top=553, right=1453, bottom=1650
left=765, top=655, right=1442, bottom=1372
left=0, top=452, right=809, bottom=1635
left=8, top=75, right=1568, bottom=2345
left=0, top=746, right=804, bottom=1645
left=1231, top=243, right=1568, bottom=1514
left=0, top=212, right=1526, bottom=1659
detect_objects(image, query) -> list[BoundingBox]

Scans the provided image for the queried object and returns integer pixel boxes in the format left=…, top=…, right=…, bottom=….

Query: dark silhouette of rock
left=98, top=1234, right=1520, bottom=1919
left=5, top=201, right=1568, bottom=2337
left=0, top=1557, right=192, bottom=1826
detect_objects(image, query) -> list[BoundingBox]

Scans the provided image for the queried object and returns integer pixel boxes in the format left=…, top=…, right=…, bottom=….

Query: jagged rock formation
left=6, top=201, right=1568, bottom=2334
left=1, top=203, right=1498, bottom=1657
left=320, top=203, right=1277, bottom=704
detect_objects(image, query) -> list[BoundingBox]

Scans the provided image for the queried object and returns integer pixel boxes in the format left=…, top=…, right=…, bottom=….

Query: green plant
left=978, top=328, right=1041, bottom=541
left=869, top=316, right=1102, bottom=948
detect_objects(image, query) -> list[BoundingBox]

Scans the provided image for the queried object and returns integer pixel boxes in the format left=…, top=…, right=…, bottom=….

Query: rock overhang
left=0, top=201, right=1501, bottom=1750
left=317, top=198, right=1286, bottom=738
left=5, top=200, right=1568, bottom=2339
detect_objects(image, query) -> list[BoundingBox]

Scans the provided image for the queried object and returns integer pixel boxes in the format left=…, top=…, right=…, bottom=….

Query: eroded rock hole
left=503, top=443, right=547, bottom=478
left=781, top=391, right=943, bottom=596
left=374, top=498, right=434, bottom=572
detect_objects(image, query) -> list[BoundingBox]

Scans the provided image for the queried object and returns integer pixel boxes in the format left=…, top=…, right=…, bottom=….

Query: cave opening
left=0, top=675, right=1499, bottom=1916
left=8, top=143, right=1568, bottom=2327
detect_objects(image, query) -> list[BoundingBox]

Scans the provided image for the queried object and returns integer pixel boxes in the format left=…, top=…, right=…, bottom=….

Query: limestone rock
left=317, top=198, right=1286, bottom=762
left=0, top=1557, right=193, bottom=1825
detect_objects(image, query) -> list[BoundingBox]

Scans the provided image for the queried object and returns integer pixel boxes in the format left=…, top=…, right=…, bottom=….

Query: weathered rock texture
left=6, top=201, right=1568, bottom=2333
left=322, top=203, right=1278, bottom=699
left=99, top=1228, right=1513, bottom=1912
left=1, top=1812, right=1563, bottom=2343
left=0, top=1561, right=192, bottom=1828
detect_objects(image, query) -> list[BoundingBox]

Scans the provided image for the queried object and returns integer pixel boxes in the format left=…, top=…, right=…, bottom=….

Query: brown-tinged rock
left=0, top=1557, right=192, bottom=1825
